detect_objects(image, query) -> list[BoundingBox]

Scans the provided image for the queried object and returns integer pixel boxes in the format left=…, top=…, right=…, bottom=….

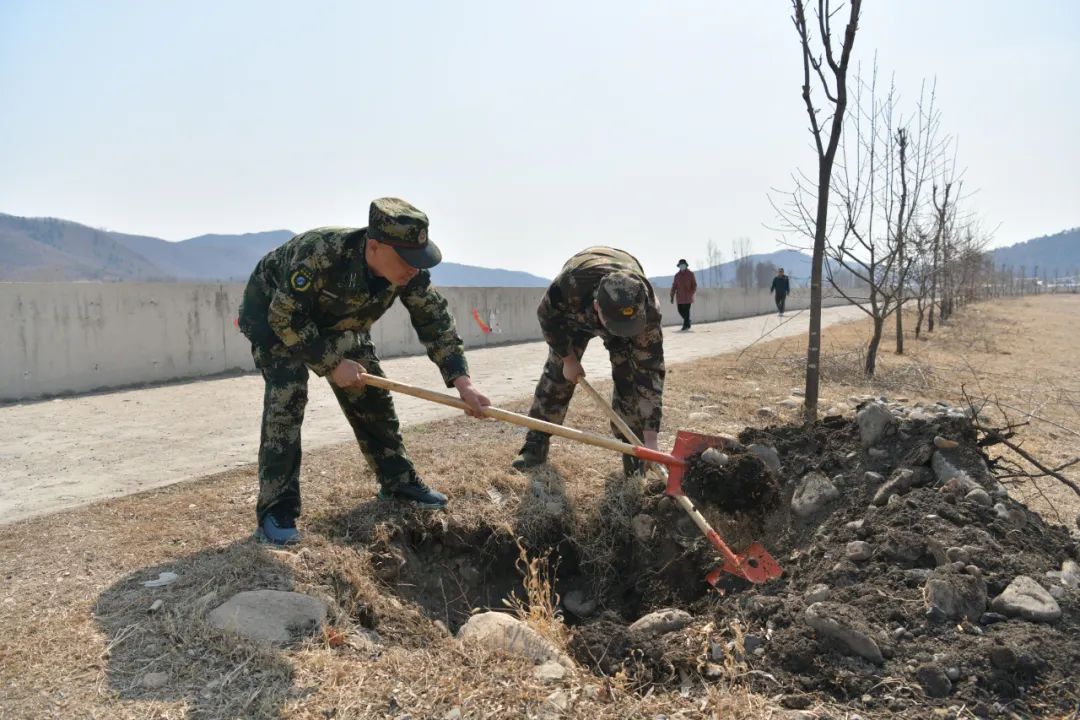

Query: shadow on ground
left=93, top=540, right=306, bottom=718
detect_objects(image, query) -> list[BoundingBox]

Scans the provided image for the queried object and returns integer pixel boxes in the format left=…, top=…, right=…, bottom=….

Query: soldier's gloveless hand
left=331, top=359, right=367, bottom=388
left=453, top=376, right=491, bottom=418
left=561, top=355, right=585, bottom=384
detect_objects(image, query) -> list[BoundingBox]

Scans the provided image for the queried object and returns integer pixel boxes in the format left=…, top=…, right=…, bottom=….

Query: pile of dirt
left=568, top=400, right=1080, bottom=718
left=328, top=398, right=1079, bottom=718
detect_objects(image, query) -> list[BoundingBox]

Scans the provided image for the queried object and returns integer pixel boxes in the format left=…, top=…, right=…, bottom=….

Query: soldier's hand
left=561, top=356, right=585, bottom=384
left=331, top=359, right=367, bottom=388
left=453, top=376, right=491, bottom=418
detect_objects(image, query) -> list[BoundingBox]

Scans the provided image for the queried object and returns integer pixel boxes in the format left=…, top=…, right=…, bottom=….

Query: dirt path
left=0, top=305, right=862, bottom=523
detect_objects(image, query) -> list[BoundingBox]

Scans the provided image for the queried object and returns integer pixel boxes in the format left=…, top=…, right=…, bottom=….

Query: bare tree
left=780, top=0, right=862, bottom=420
left=706, top=239, right=723, bottom=288
left=732, top=237, right=754, bottom=291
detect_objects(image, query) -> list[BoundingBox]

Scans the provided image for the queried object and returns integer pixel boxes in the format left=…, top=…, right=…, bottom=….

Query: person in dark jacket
left=670, top=259, right=697, bottom=331
left=770, top=268, right=791, bottom=316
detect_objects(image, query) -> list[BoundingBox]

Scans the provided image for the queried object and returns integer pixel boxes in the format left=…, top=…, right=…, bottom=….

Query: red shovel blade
left=666, top=430, right=742, bottom=496
left=706, top=542, right=784, bottom=585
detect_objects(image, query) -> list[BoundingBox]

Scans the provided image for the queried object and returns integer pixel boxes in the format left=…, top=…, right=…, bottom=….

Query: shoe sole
left=377, top=491, right=447, bottom=510
left=253, top=528, right=301, bottom=546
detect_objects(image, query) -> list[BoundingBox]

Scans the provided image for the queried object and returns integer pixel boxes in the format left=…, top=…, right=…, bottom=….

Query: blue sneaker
left=378, top=479, right=448, bottom=510
left=255, top=511, right=301, bottom=545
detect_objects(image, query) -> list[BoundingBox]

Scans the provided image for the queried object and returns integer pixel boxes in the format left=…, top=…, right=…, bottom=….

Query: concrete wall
left=0, top=282, right=846, bottom=401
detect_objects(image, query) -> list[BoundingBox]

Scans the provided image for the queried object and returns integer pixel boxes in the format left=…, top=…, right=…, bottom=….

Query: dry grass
left=1, top=294, right=1078, bottom=719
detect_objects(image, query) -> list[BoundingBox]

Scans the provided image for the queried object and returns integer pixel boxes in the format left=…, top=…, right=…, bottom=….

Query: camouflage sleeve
left=266, top=261, right=346, bottom=376
left=398, top=271, right=469, bottom=387
left=537, top=284, right=574, bottom=358
left=630, top=321, right=666, bottom=432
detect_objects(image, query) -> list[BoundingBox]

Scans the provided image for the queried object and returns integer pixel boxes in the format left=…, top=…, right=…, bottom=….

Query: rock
left=857, top=403, right=896, bottom=447
left=689, top=394, right=708, bottom=402
left=933, top=436, right=959, bottom=449
left=931, top=452, right=964, bottom=483
left=868, top=448, right=888, bottom=459
left=846, top=541, right=873, bottom=562
left=873, top=469, right=915, bottom=506
left=923, top=570, right=987, bottom=621
left=804, top=602, right=884, bottom=664
left=443, top=709, right=462, bottom=720
left=779, top=397, right=802, bottom=409
left=457, top=612, right=571, bottom=665
left=946, top=666, right=961, bottom=682
left=563, top=590, right=597, bottom=618
left=1049, top=585, right=1065, bottom=600
left=863, top=471, right=884, bottom=484
left=533, top=660, right=567, bottom=683
left=791, top=388, right=805, bottom=397
left=945, top=547, right=970, bottom=564
left=747, top=444, right=781, bottom=473
left=993, top=503, right=1027, bottom=528
left=700, top=448, right=730, bottom=467
left=543, top=689, right=570, bottom=714
left=791, top=472, right=839, bottom=518
left=979, top=612, right=1008, bottom=625
left=142, top=571, right=179, bottom=588
left=208, top=590, right=326, bottom=646
left=148, top=599, right=163, bottom=613
left=757, top=407, right=777, bottom=419
left=141, top=671, right=169, bottom=689
left=805, top=584, right=831, bottom=604
left=689, top=412, right=713, bottom=423
left=990, top=576, right=1061, bottom=622
left=965, top=488, right=992, bottom=507
left=916, top=665, right=952, bottom=698
left=1061, top=560, right=1080, bottom=588
left=629, top=608, right=693, bottom=638
left=631, top=514, right=655, bottom=542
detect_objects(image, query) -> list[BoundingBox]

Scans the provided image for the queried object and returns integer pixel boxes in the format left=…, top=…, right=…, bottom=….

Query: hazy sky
left=2, top=1, right=1077, bottom=279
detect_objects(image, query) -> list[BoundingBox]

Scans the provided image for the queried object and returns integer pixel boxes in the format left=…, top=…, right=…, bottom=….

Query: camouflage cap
left=596, top=271, right=648, bottom=337
left=368, top=197, right=443, bottom=269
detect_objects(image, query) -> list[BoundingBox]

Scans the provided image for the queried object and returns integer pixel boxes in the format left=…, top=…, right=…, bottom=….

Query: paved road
left=0, top=306, right=862, bottom=523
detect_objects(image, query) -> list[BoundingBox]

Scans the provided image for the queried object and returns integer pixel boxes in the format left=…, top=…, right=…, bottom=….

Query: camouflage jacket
left=537, top=247, right=666, bottom=430
left=238, top=227, right=468, bottom=385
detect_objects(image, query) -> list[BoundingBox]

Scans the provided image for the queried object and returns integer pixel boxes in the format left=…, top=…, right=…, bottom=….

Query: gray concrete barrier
left=0, top=282, right=846, bottom=401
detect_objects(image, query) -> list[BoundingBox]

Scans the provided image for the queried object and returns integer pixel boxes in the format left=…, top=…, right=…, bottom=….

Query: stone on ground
left=533, top=660, right=567, bottom=683
left=791, top=472, right=839, bottom=518
left=629, top=608, right=693, bottom=638
left=563, top=590, right=597, bottom=618
left=989, top=576, right=1062, bottom=622
left=458, top=611, right=572, bottom=665
left=208, top=590, right=327, bottom=646
left=747, top=444, right=781, bottom=473
left=856, top=403, right=895, bottom=447
left=804, top=602, right=884, bottom=664
left=922, top=569, right=987, bottom=621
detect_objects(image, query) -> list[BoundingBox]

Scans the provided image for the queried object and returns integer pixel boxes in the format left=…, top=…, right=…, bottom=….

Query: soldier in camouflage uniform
left=512, top=247, right=665, bottom=477
left=239, top=198, right=490, bottom=545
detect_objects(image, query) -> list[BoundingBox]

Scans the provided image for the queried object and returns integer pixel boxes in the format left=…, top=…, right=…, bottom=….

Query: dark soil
left=682, top=450, right=781, bottom=514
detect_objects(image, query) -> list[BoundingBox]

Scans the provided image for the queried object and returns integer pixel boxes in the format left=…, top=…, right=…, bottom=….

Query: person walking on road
left=512, top=247, right=665, bottom=479
left=670, top=258, right=697, bottom=331
left=238, top=197, right=491, bottom=545
left=770, top=267, right=791, bottom=316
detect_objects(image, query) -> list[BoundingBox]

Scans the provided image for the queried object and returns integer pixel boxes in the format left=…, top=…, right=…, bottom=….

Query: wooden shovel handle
left=578, top=377, right=642, bottom=446
left=360, top=373, right=677, bottom=463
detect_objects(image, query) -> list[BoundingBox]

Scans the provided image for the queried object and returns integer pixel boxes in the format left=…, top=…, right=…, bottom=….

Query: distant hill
left=992, top=228, right=1080, bottom=279
left=0, top=214, right=170, bottom=281
left=649, top=249, right=813, bottom=289
left=0, top=213, right=550, bottom=286
left=430, top=262, right=548, bottom=287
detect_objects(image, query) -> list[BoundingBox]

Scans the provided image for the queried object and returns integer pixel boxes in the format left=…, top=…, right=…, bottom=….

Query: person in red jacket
left=670, top=259, right=698, bottom=331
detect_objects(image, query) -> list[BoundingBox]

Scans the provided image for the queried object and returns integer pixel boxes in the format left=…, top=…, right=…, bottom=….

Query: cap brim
left=602, top=312, right=647, bottom=338
left=392, top=239, right=443, bottom=269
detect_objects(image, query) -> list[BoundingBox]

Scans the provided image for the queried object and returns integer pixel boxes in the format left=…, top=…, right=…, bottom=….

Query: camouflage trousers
left=253, top=337, right=416, bottom=522
left=524, top=334, right=644, bottom=445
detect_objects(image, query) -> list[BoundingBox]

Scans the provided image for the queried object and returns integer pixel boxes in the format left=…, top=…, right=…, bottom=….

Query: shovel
left=359, top=373, right=782, bottom=585
left=576, top=378, right=781, bottom=585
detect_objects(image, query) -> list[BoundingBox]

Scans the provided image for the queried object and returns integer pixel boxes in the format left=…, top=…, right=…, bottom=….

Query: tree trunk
left=915, top=303, right=925, bottom=339
left=866, top=316, right=885, bottom=376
